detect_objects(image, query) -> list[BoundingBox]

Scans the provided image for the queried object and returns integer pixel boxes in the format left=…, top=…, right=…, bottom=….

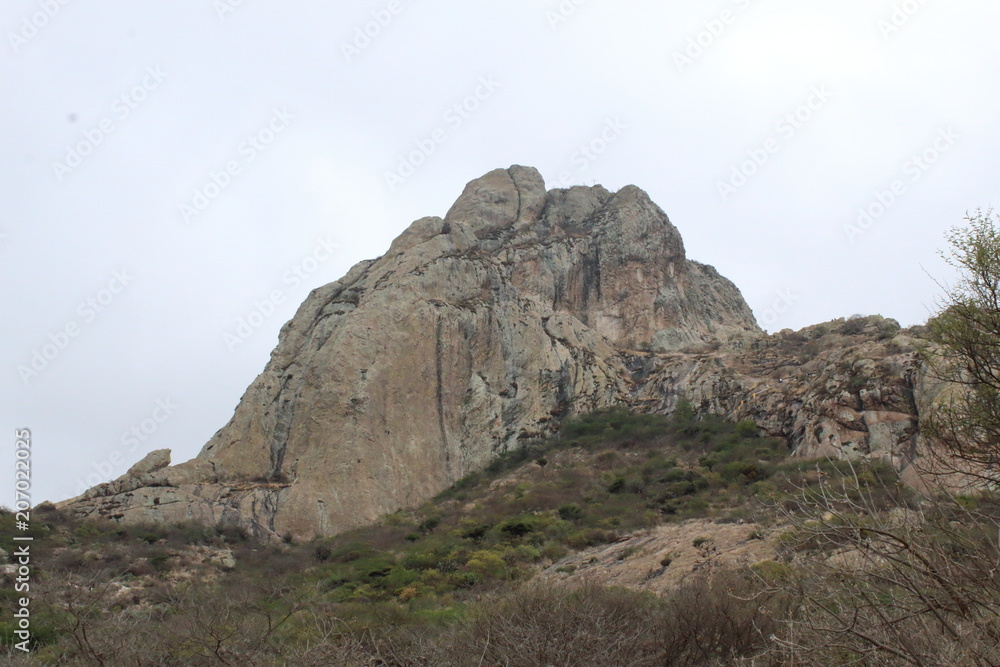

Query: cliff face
left=63, top=167, right=935, bottom=539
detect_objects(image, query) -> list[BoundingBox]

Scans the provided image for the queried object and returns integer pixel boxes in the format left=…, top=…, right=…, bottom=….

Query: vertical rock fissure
left=580, top=243, right=603, bottom=310
left=435, top=316, right=452, bottom=479
left=269, top=381, right=296, bottom=477
left=508, top=168, right=523, bottom=223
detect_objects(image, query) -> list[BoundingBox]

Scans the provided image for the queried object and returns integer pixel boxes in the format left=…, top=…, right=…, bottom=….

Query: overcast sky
left=3, top=0, right=999, bottom=507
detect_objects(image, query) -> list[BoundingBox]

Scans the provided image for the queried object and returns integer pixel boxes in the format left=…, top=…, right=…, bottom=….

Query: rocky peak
left=444, top=165, right=548, bottom=239
left=72, top=167, right=922, bottom=541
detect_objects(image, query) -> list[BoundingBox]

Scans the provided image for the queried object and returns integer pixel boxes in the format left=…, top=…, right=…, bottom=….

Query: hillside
left=5, top=407, right=1000, bottom=665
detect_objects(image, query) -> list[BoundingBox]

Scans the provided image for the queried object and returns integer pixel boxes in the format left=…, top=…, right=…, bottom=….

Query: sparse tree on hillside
left=925, top=209, right=1000, bottom=484
left=766, top=465, right=1000, bottom=666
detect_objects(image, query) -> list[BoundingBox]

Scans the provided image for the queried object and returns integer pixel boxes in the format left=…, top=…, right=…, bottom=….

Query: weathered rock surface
left=127, top=449, right=171, bottom=477
left=540, top=518, right=780, bottom=595
left=62, top=167, right=936, bottom=540
left=633, top=317, right=934, bottom=479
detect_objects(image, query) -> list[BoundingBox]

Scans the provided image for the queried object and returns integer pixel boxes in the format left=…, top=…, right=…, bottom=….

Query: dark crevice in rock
left=508, top=166, right=523, bottom=224
left=435, top=316, right=452, bottom=479
left=269, top=377, right=297, bottom=477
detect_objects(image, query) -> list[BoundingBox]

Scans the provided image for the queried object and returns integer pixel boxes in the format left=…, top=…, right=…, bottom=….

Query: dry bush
left=434, top=575, right=785, bottom=667
left=763, top=468, right=1000, bottom=666
left=276, top=575, right=788, bottom=666
left=31, top=571, right=159, bottom=666
left=0, top=648, right=33, bottom=666
left=450, top=581, right=665, bottom=665
left=660, top=572, right=791, bottom=666
left=31, top=574, right=315, bottom=666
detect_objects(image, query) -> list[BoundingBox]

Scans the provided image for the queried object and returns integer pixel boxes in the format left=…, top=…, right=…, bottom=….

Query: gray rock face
left=127, top=449, right=171, bottom=477
left=61, top=166, right=779, bottom=539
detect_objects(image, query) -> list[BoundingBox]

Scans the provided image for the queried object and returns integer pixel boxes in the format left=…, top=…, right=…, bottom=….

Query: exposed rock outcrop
left=127, top=449, right=171, bottom=477
left=62, top=167, right=934, bottom=539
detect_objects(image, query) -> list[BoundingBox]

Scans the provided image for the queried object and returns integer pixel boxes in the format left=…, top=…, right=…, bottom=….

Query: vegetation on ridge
left=6, top=405, right=980, bottom=666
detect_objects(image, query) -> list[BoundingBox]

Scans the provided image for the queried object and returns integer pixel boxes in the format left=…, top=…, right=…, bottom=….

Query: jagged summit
left=66, top=168, right=929, bottom=540
left=382, top=166, right=759, bottom=350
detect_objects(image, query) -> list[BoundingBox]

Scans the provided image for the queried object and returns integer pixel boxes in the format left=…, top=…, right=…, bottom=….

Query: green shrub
left=512, top=544, right=542, bottom=562
left=659, top=468, right=687, bottom=483
left=148, top=551, right=172, bottom=571
left=540, top=541, right=568, bottom=561
left=456, top=472, right=482, bottom=489
left=452, top=571, right=482, bottom=588
left=566, top=528, right=616, bottom=549
left=662, top=481, right=696, bottom=499
left=466, top=549, right=507, bottom=578
left=459, top=523, right=491, bottom=542
left=735, top=420, right=759, bottom=438
left=348, top=555, right=396, bottom=580
left=624, top=479, right=646, bottom=494
left=418, top=516, right=441, bottom=534
left=750, top=560, right=794, bottom=584
left=498, top=517, right=535, bottom=538
left=381, top=565, right=420, bottom=592
left=73, top=520, right=102, bottom=538
left=557, top=504, right=584, bottom=521
left=323, top=568, right=352, bottom=591
left=751, top=481, right=780, bottom=499
left=328, top=542, right=376, bottom=563
left=0, top=620, right=57, bottom=651
left=682, top=498, right=709, bottom=514
left=720, top=461, right=766, bottom=484
left=402, top=537, right=463, bottom=571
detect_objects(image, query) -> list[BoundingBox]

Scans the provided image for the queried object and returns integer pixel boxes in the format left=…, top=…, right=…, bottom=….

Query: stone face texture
left=64, top=167, right=934, bottom=540
left=127, top=449, right=171, bottom=477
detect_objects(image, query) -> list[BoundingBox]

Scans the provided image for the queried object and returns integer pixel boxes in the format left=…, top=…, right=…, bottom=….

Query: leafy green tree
left=925, top=209, right=1000, bottom=483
